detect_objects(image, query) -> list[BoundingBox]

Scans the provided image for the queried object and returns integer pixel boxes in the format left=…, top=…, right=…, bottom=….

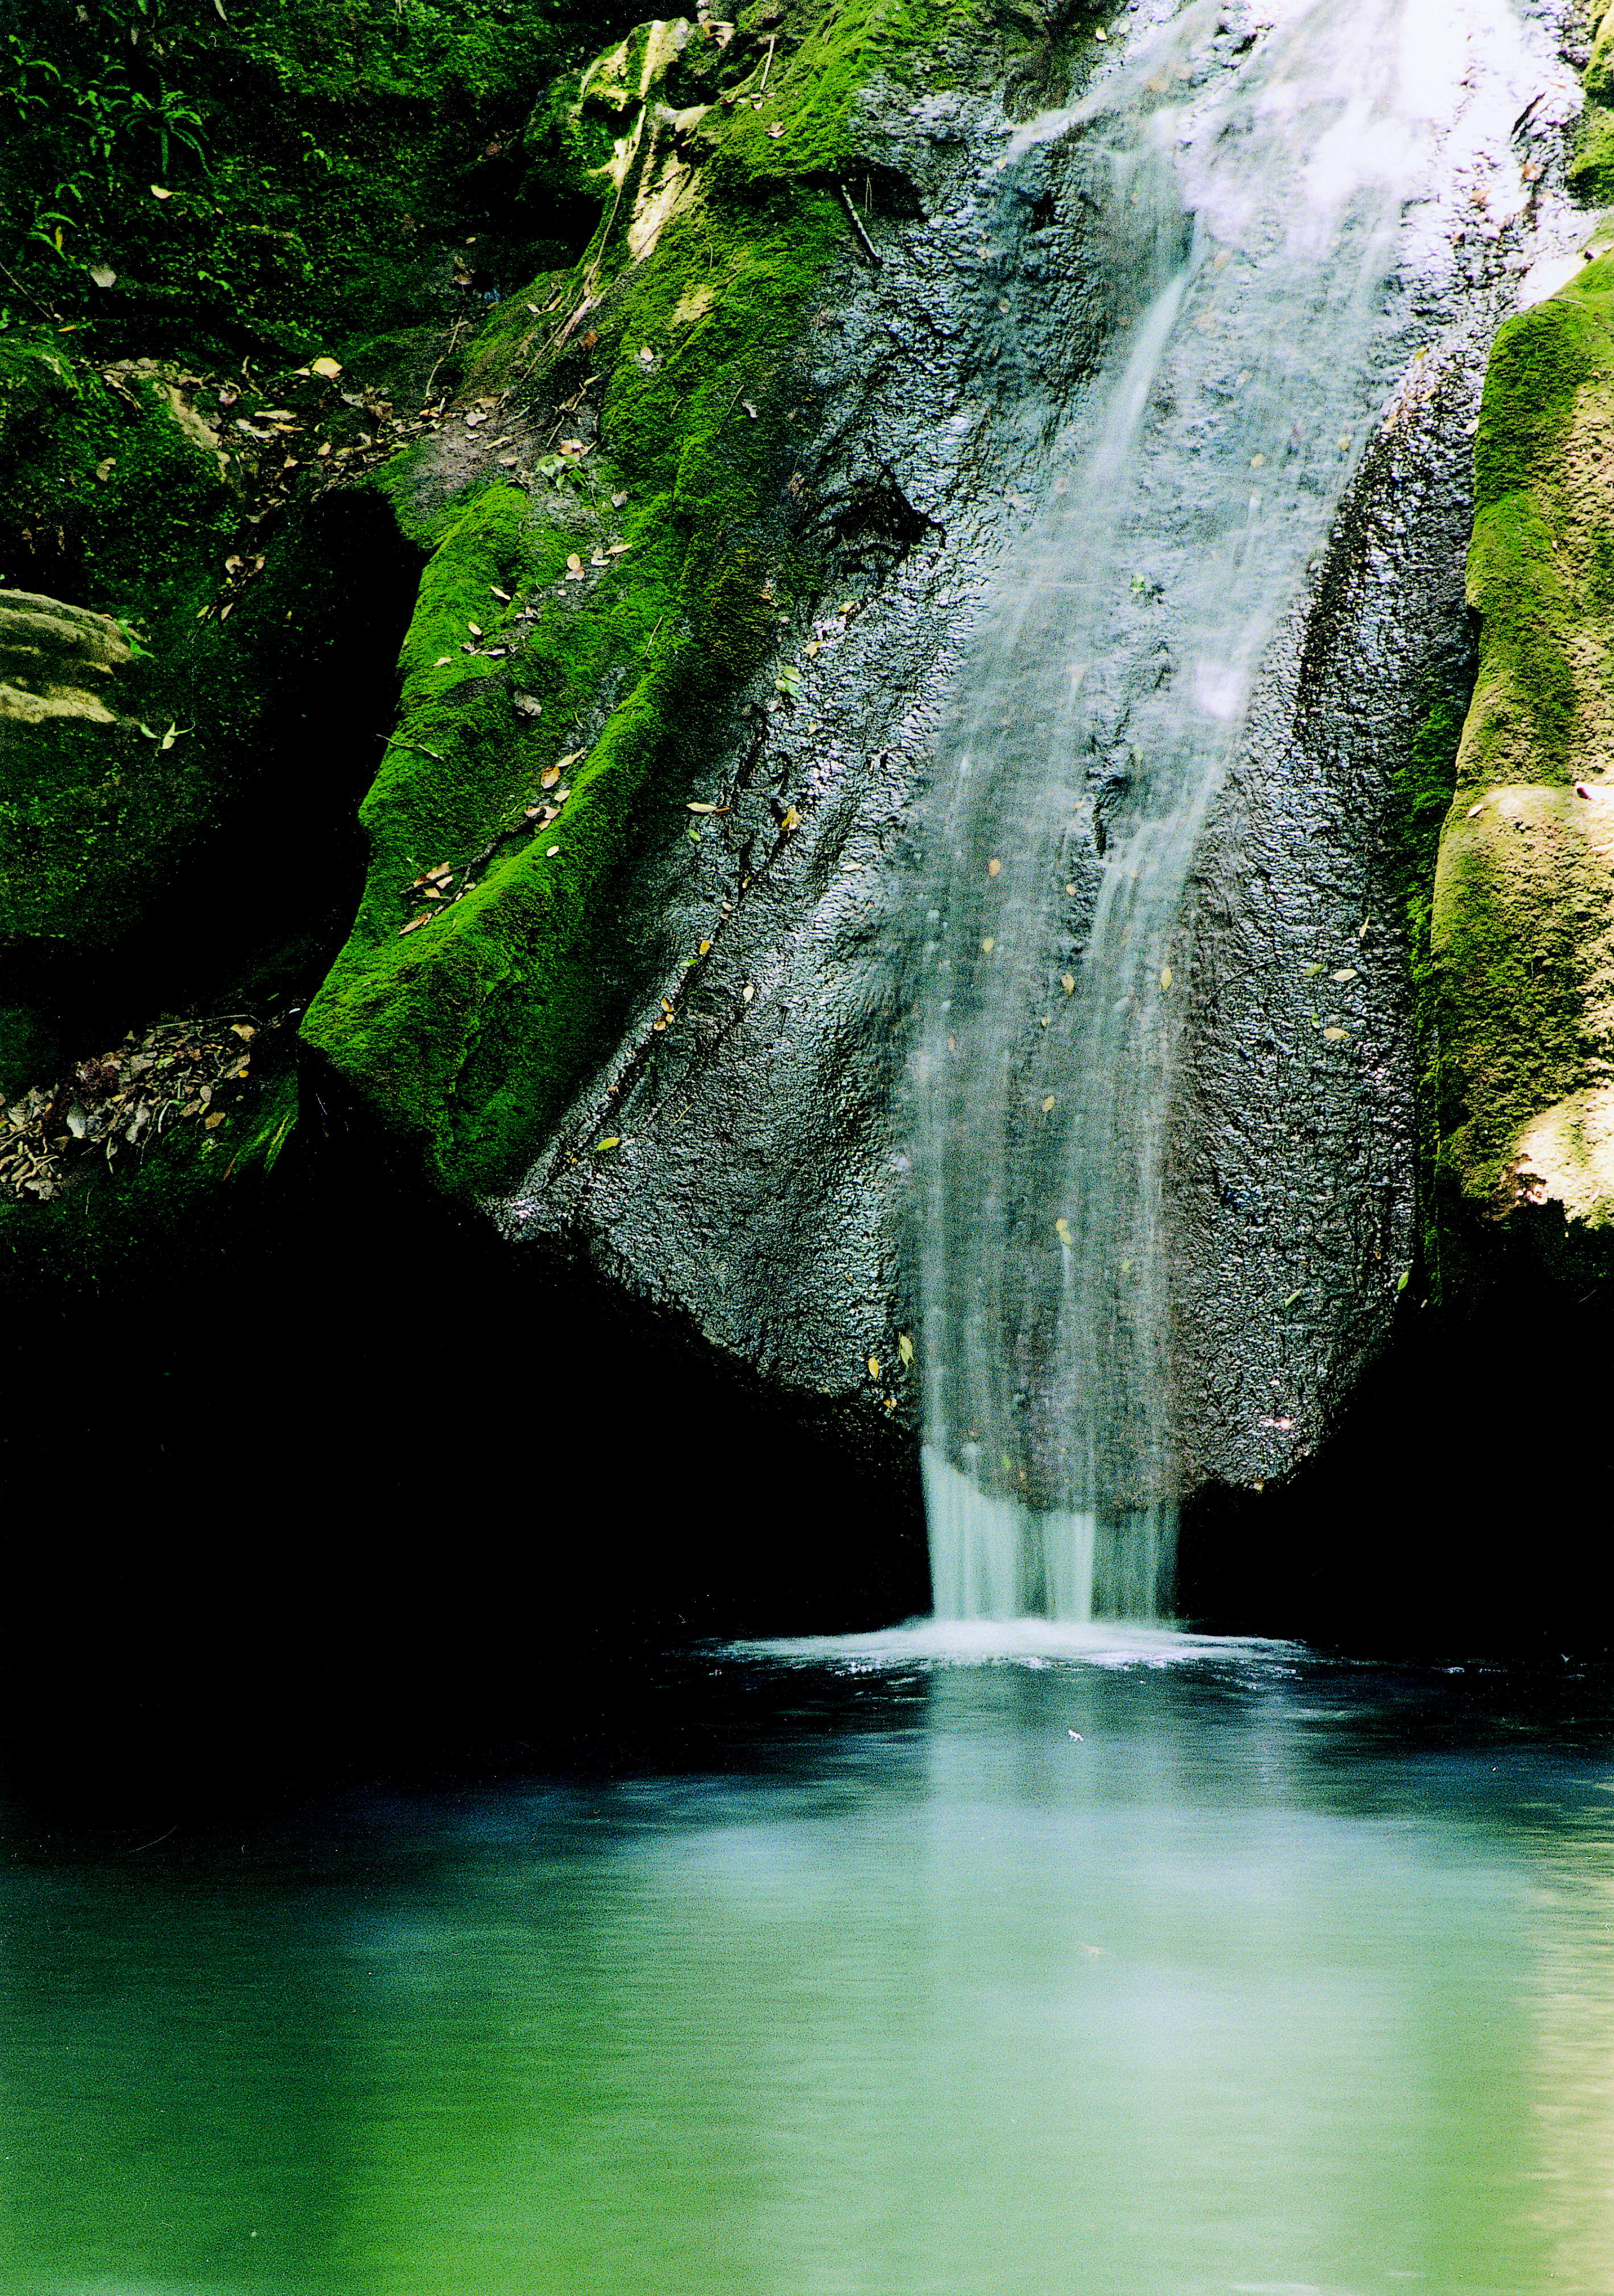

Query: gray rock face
left=496, top=0, right=1588, bottom=1506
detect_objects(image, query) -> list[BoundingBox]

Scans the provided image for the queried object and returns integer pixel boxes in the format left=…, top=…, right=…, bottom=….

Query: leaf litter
left=1, top=1010, right=287, bottom=1203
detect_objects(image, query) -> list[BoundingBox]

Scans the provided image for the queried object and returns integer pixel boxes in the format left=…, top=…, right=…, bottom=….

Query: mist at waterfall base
left=915, top=0, right=1522, bottom=1632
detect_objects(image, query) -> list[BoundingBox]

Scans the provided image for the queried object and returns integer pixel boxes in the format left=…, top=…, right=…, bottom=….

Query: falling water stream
left=917, top=0, right=1512, bottom=1623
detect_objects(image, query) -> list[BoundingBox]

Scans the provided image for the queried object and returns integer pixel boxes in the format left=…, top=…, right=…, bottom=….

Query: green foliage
left=0, top=0, right=652, bottom=362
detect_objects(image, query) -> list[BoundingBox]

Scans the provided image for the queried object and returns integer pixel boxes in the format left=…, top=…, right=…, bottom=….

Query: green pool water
left=6, top=1646, right=1614, bottom=2295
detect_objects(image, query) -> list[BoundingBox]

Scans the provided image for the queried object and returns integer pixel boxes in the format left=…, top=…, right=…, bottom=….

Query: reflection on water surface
left=6, top=1651, right=1614, bottom=2295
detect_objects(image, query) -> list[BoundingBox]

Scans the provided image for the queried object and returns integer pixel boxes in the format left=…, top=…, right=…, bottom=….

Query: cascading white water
left=917, top=0, right=1512, bottom=1623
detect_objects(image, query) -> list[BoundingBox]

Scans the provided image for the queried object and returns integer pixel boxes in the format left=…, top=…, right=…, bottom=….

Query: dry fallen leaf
left=1062, top=972, right=1076, bottom=995
left=988, top=858, right=1002, bottom=878
left=1332, top=966, right=1359, bottom=983
left=867, top=1355, right=881, bottom=1379
left=742, top=983, right=756, bottom=1004
left=547, top=843, right=560, bottom=856
left=980, top=937, right=995, bottom=954
left=542, top=765, right=561, bottom=789
left=612, top=490, right=630, bottom=508
left=688, top=801, right=728, bottom=815
left=311, top=356, right=342, bottom=378
left=204, top=1110, right=226, bottom=1128
left=1042, top=1095, right=1055, bottom=1112
left=1323, top=1027, right=1350, bottom=1041
left=1055, top=1217, right=1072, bottom=1241
left=1160, top=964, right=1173, bottom=990
left=150, top=184, right=172, bottom=200
left=897, top=1333, right=915, bottom=1366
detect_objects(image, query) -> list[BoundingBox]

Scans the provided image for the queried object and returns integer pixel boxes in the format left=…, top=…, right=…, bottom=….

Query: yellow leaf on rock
left=1332, top=966, right=1358, bottom=983
left=1055, top=1217, right=1072, bottom=1241
left=1160, top=964, right=1173, bottom=990
left=867, top=1356, right=881, bottom=1380
left=781, top=806, right=801, bottom=830
left=1323, top=1027, right=1349, bottom=1041
left=897, top=1333, right=915, bottom=1366
left=595, top=1136, right=621, bottom=1152
left=980, top=937, right=994, bottom=954
left=1062, top=972, right=1075, bottom=994
left=988, top=858, right=1002, bottom=878
left=1042, top=1095, right=1055, bottom=1112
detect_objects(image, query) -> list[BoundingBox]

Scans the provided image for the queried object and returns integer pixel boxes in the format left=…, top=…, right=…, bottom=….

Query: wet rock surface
left=494, top=0, right=1591, bottom=1501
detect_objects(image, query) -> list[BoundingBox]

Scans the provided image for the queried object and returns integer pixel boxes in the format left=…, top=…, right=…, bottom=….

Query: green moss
left=1425, top=248, right=1614, bottom=1283
left=302, top=24, right=895, bottom=1193
left=1571, top=101, right=1614, bottom=207
left=711, top=0, right=984, bottom=188
left=1472, top=267, right=1614, bottom=512
left=1459, top=490, right=1579, bottom=782
left=1428, top=796, right=1594, bottom=1223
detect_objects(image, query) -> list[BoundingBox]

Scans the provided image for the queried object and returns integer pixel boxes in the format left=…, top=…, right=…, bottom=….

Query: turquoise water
left=6, top=1649, right=1614, bottom=2295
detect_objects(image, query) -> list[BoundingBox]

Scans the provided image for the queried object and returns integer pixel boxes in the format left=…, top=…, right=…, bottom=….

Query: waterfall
left=917, top=0, right=1489, bottom=1622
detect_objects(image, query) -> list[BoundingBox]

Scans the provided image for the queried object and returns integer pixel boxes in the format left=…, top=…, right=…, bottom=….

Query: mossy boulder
left=302, top=3, right=976, bottom=1197
left=1430, top=256, right=1614, bottom=1281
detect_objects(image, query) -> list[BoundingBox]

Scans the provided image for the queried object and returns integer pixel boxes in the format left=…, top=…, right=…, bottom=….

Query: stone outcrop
left=1428, top=255, right=1614, bottom=1285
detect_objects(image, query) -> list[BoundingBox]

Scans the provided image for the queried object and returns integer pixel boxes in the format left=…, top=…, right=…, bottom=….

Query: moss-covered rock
left=1430, top=255, right=1614, bottom=1281
left=302, top=2, right=977, bottom=1197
